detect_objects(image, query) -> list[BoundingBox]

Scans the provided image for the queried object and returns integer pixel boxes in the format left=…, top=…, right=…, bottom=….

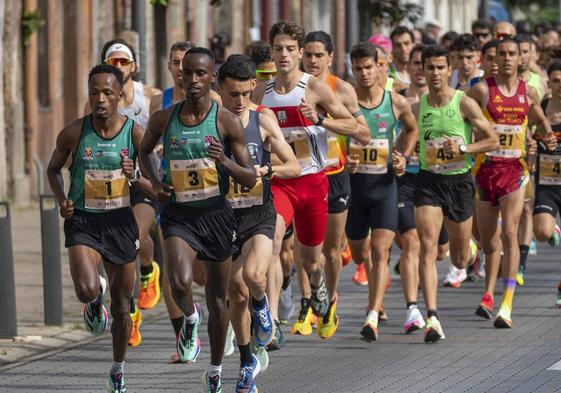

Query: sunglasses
left=495, top=32, right=512, bottom=40
left=474, top=32, right=491, bottom=39
left=105, top=57, right=134, bottom=67
left=255, top=69, right=277, bottom=80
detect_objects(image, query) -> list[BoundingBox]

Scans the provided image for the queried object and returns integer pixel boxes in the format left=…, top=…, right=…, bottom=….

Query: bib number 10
left=363, top=149, right=378, bottom=162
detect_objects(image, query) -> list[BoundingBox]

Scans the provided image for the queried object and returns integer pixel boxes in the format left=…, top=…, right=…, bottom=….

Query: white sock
left=185, top=308, right=200, bottom=324
left=208, top=363, right=222, bottom=377
left=111, top=361, right=125, bottom=376
left=366, top=310, right=379, bottom=327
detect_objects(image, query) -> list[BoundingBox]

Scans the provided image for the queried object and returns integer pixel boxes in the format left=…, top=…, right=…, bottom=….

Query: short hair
left=441, top=31, right=459, bottom=44
left=481, top=39, right=499, bottom=55
left=169, top=41, right=194, bottom=56
left=250, top=44, right=272, bottom=66
left=269, top=20, right=305, bottom=48
left=421, top=45, right=450, bottom=66
left=350, top=42, right=378, bottom=63
left=245, top=40, right=269, bottom=56
left=88, top=64, right=124, bottom=87
left=514, top=34, right=535, bottom=47
left=390, top=26, right=414, bottom=44
left=450, top=33, right=481, bottom=52
left=497, top=37, right=520, bottom=53
left=409, top=44, right=427, bottom=62
left=305, top=31, right=334, bottom=54
left=547, top=59, right=561, bottom=76
left=472, top=19, right=492, bottom=31
left=101, top=38, right=137, bottom=64
left=184, top=47, right=216, bottom=63
left=218, top=54, right=254, bottom=82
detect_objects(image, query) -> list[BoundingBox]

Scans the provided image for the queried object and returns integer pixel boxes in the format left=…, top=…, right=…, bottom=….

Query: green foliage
left=150, top=0, right=170, bottom=6
left=21, top=9, right=45, bottom=47
left=367, top=0, right=424, bottom=28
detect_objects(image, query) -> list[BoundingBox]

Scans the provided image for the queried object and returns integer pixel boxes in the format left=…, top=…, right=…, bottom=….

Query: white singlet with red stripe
left=262, top=73, right=328, bottom=176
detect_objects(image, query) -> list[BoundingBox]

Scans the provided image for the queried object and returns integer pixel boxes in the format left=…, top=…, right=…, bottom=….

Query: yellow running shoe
left=291, top=298, right=314, bottom=336
left=138, top=261, right=161, bottom=310
left=317, top=296, right=338, bottom=339
left=128, top=306, right=142, bottom=346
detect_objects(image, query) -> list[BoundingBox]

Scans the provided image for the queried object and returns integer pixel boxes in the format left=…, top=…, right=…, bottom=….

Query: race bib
left=226, top=168, right=264, bottom=208
left=326, top=133, right=340, bottom=167
left=425, top=136, right=466, bottom=174
left=488, top=124, right=525, bottom=158
left=539, top=154, right=561, bottom=186
left=349, top=139, right=389, bottom=174
left=408, top=141, right=420, bottom=168
left=84, top=169, right=130, bottom=210
left=286, top=130, right=313, bottom=170
left=170, top=158, right=220, bottom=203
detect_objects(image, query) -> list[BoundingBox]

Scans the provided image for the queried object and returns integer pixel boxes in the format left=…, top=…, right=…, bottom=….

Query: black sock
left=171, top=317, right=183, bottom=336
left=129, top=297, right=136, bottom=314
left=519, top=245, right=530, bottom=269
left=406, top=302, right=417, bottom=310
left=282, top=275, right=291, bottom=290
left=239, top=344, right=252, bottom=366
left=427, top=309, right=438, bottom=319
left=251, top=296, right=266, bottom=309
left=140, top=263, right=154, bottom=276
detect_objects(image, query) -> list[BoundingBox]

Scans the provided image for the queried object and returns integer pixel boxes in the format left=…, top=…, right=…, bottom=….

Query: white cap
left=104, top=43, right=134, bottom=61
left=425, top=18, right=442, bottom=29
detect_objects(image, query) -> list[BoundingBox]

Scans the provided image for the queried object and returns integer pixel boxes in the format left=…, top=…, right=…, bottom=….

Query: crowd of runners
left=45, top=17, right=561, bottom=393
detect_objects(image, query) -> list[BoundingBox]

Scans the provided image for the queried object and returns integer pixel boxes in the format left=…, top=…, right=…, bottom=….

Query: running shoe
left=177, top=304, right=202, bottom=363
left=468, top=238, right=479, bottom=267
left=404, top=306, right=424, bottom=334
left=475, top=248, right=486, bottom=278
left=291, top=298, right=314, bottom=336
left=128, top=304, right=142, bottom=347
left=266, top=320, right=285, bottom=351
left=310, top=277, right=329, bottom=317
left=224, top=321, right=235, bottom=357
left=549, top=226, right=561, bottom=247
left=138, top=261, right=161, bottom=310
left=475, top=293, right=494, bottom=320
left=556, top=287, right=561, bottom=308
left=107, top=372, right=126, bottom=393
left=360, top=311, right=379, bottom=342
left=253, top=295, right=274, bottom=346
left=352, top=263, right=368, bottom=286
left=424, top=316, right=445, bottom=343
left=529, top=238, right=538, bottom=255
left=516, top=265, right=525, bottom=286
left=317, top=296, right=338, bottom=339
left=342, top=244, right=352, bottom=267
left=493, top=303, right=512, bottom=328
left=235, top=354, right=261, bottom=393
left=202, top=371, right=222, bottom=393
left=251, top=336, right=269, bottom=372
left=442, top=265, right=467, bottom=288
left=83, top=275, right=108, bottom=336
left=379, top=307, right=389, bottom=322
left=279, top=281, right=295, bottom=324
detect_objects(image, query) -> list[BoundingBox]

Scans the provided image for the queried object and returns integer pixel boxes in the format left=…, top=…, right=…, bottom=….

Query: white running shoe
left=424, top=316, right=446, bottom=343
left=224, top=321, right=235, bottom=356
left=442, top=265, right=467, bottom=288
left=403, top=306, right=425, bottom=334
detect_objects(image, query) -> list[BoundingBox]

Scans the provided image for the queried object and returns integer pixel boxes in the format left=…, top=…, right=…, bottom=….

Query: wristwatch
left=315, top=113, right=325, bottom=127
left=129, top=169, right=141, bottom=183
left=459, top=144, right=468, bottom=154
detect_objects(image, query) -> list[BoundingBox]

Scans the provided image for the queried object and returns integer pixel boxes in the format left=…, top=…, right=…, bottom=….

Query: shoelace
left=256, top=307, right=271, bottom=329
left=237, top=365, right=253, bottom=387
left=208, top=374, right=220, bottom=392
left=111, top=373, right=124, bottom=391
left=182, top=321, right=196, bottom=346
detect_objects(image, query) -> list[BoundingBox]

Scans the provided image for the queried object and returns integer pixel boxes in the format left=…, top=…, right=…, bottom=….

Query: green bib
left=162, top=101, right=229, bottom=207
left=68, top=115, right=135, bottom=213
left=418, top=90, right=472, bottom=175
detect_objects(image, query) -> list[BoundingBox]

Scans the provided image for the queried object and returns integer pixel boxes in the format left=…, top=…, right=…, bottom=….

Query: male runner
left=295, top=31, right=370, bottom=339
left=468, top=38, right=555, bottom=328
left=450, top=34, right=484, bottom=91
left=218, top=54, right=300, bottom=391
left=534, top=60, right=561, bottom=306
left=47, top=64, right=154, bottom=392
left=252, top=21, right=358, bottom=324
left=140, top=47, right=257, bottom=392
left=414, top=45, right=498, bottom=343
left=481, top=40, right=499, bottom=78
left=98, top=39, right=162, bottom=347
left=348, top=42, right=418, bottom=341
left=472, top=19, right=493, bottom=46
left=390, top=26, right=415, bottom=87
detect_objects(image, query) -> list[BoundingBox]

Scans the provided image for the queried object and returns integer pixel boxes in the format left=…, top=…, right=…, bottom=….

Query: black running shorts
left=130, top=184, right=158, bottom=211
left=346, top=172, right=398, bottom=240
left=327, top=169, right=351, bottom=214
left=160, top=201, right=236, bottom=262
left=534, top=186, right=561, bottom=218
left=64, top=208, right=139, bottom=264
left=397, top=173, right=417, bottom=234
left=414, top=170, right=475, bottom=223
left=233, top=202, right=277, bottom=260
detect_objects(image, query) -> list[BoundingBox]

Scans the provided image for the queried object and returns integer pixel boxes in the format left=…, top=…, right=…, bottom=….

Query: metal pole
left=40, top=194, right=63, bottom=326
left=132, top=0, right=146, bottom=83
left=481, top=0, right=489, bottom=20
left=0, top=202, right=17, bottom=338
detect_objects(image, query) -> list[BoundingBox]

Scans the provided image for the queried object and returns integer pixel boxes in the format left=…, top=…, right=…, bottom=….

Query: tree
left=364, top=0, right=424, bottom=29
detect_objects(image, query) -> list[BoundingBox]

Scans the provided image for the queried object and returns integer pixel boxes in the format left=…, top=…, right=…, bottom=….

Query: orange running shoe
left=352, top=263, right=368, bottom=286
left=128, top=305, right=142, bottom=346
left=138, top=261, right=161, bottom=310
left=341, top=244, right=352, bottom=267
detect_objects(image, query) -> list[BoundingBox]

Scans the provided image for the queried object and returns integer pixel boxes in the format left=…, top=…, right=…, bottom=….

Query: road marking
left=547, top=360, right=561, bottom=371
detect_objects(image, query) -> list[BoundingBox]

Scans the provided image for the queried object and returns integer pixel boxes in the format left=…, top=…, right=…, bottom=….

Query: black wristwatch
left=315, top=113, right=325, bottom=127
